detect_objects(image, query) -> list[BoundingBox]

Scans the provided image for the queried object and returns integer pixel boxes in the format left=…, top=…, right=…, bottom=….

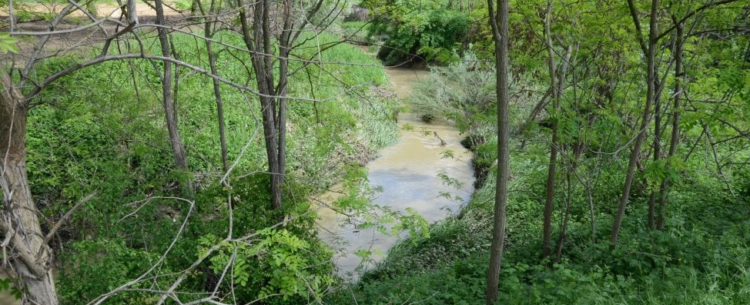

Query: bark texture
left=1, top=75, right=59, bottom=305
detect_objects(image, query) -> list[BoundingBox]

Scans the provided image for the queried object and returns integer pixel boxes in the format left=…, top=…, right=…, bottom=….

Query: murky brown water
left=316, top=67, right=475, bottom=279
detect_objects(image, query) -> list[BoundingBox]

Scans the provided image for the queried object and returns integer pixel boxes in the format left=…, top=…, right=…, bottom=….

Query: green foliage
left=58, top=239, right=166, bottom=304
left=410, top=52, right=496, bottom=132
left=0, top=278, right=22, bottom=301
left=332, top=148, right=750, bottom=304
left=330, top=19, right=750, bottom=302
left=364, top=0, right=469, bottom=65
left=198, top=229, right=333, bottom=303
left=12, top=0, right=750, bottom=303
left=23, top=31, right=399, bottom=304
left=0, top=33, right=19, bottom=54
left=174, top=0, right=193, bottom=10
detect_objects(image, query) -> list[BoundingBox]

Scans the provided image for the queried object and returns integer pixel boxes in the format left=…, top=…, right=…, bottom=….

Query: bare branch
left=38, top=192, right=96, bottom=258
left=24, top=54, right=338, bottom=103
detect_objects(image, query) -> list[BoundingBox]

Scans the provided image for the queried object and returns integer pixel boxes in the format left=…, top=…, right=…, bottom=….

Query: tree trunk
left=255, top=0, right=282, bottom=210
left=647, top=93, right=662, bottom=231
left=1, top=84, right=59, bottom=305
left=238, top=0, right=289, bottom=210
left=200, top=0, right=229, bottom=173
left=656, top=19, right=684, bottom=231
left=155, top=0, right=189, bottom=171
left=612, top=0, right=659, bottom=247
left=485, top=0, right=510, bottom=303
left=274, top=0, right=294, bottom=212
left=542, top=0, right=558, bottom=258
left=555, top=168, right=573, bottom=261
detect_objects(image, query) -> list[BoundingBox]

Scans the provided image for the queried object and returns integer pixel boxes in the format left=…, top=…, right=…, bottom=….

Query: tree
left=612, top=0, right=742, bottom=245
left=541, top=0, right=573, bottom=259
left=485, top=0, right=510, bottom=303
left=155, top=0, right=189, bottom=173
left=541, top=0, right=558, bottom=258
left=656, top=15, right=684, bottom=231
left=1, top=72, right=59, bottom=304
left=236, top=0, right=332, bottom=210
left=196, top=0, right=230, bottom=174
left=0, top=2, right=124, bottom=302
left=611, top=0, right=660, bottom=247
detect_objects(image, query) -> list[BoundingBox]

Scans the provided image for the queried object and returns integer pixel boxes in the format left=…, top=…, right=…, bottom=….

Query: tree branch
left=39, top=192, right=96, bottom=255
left=24, top=54, right=332, bottom=103
left=655, top=0, right=740, bottom=42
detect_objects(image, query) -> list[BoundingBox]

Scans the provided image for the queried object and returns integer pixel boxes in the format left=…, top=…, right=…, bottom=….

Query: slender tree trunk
left=258, top=0, right=282, bottom=210
left=656, top=21, right=683, bottom=231
left=555, top=167, right=573, bottom=261
left=200, top=0, right=229, bottom=173
left=612, top=0, right=659, bottom=247
left=555, top=140, right=583, bottom=260
left=239, top=0, right=283, bottom=210
left=206, top=41, right=229, bottom=173
left=237, top=0, right=300, bottom=210
left=155, top=0, right=188, bottom=171
left=485, top=0, right=510, bottom=303
left=275, top=0, right=294, bottom=211
left=647, top=92, right=662, bottom=230
left=191, top=0, right=199, bottom=15
left=541, top=0, right=558, bottom=258
left=647, top=41, right=671, bottom=230
left=1, top=82, right=58, bottom=305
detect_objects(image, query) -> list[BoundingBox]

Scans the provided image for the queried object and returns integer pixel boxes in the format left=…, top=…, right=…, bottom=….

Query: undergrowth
left=25, top=32, right=399, bottom=304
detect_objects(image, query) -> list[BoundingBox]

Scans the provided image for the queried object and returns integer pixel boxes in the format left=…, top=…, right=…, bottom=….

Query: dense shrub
left=364, top=0, right=469, bottom=65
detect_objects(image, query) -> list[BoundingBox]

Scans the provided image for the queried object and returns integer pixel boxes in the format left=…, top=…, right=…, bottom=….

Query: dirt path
left=1, top=1, right=190, bottom=67
left=0, top=1, right=181, bottom=18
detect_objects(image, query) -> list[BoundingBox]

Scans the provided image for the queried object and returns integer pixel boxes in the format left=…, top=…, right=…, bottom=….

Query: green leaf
left=0, top=33, right=19, bottom=54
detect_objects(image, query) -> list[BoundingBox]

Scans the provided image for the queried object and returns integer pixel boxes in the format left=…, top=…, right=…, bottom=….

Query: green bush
left=364, top=0, right=469, bottom=65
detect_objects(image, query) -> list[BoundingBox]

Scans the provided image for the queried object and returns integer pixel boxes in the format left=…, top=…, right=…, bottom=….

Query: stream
left=316, top=67, right=476, bottom=279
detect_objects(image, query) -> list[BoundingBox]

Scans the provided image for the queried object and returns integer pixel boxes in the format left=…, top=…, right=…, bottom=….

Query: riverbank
left=327, top=57, right=750, bottom=305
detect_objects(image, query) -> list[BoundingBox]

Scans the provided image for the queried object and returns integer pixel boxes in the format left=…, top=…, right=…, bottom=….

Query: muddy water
left=316, top=67, right=475, bottom=279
